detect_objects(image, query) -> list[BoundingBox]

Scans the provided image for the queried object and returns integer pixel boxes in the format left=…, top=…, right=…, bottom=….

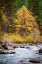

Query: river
left=0, top=43, right=42, bottom=64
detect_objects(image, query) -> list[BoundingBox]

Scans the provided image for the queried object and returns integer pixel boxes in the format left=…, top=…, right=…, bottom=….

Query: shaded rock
left=0, top=45, right=4, bottom=49
left=0, top=62, right=5, bottom=64
left=20, top=46, right=25, bottom=48
left=39, top=48, right=42, bottom=53
left=4, top=45, right=14, bottom=50
left=2, top=38, right=14, bottom=46
left=10, top=51, right=16, bottom=54
left=29, top=58, right=40, bottom=63
left=26, top=46, right=30, bottom=49
left=13, top=46, right=18, bottom=48
left=0, top=50, right=3, bottom=54
left=20, top=44, right=25, bottom=48
left=1, top=38, right=15, bottom=50
left=2, top=44, right=14, bottom=50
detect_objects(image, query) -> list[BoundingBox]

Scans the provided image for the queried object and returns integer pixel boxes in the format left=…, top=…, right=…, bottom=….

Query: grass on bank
left=0, top=32, right=42, bottom=43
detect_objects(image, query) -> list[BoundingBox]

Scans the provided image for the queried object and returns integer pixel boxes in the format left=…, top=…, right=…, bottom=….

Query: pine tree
left=28, top=0, right=39, bottom=15
left=17, top=0, right=25, bottom=9
left=25, top=0, right=28, bottom=8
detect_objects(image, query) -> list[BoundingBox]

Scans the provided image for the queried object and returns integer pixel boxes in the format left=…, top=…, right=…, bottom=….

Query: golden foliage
left=2, top=13, right=8, bottom=22
left=14, top=6, right=38, bottom=36
left=17, top=6, right=35, bottom=21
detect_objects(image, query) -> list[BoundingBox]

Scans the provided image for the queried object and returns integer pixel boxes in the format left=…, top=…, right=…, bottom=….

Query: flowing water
left=0, top=44, right=42, bottom=64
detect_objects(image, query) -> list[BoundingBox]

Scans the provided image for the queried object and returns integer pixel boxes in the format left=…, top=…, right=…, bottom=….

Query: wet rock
left=0, top=50, right=16, bottom=54
left=0, top=50, right=9, bottom=54
left=2, top=50, right=9, bottom=54
left=20, top=60, right=25, bottom=62
left=20, top=46, right=25, bottom=48
left=9, top=51, right=16, bottom=54
left=20, top=46, right=24, bottom=48
left=39, top=48, right=42, bottom=53
left=26, top=46, right=30, bottom=49
left=0, top=50, right=3, bottom=54
left=29, top=58, right=40, bottom=63
left=13, top=46, right=18, bottom=48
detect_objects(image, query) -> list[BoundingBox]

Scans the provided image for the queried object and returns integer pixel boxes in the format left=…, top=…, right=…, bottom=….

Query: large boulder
left=3, top=45, right=14, bottom=50
left=39, top=48, right=42, bottom=53
left=29, top=58, right=40, bottom=63
left=1, top=43, right=14, bottom=50
left=2, top=38, right=12, bottom=44
left=2, top=38, right=14, bottom=46
left=1, top=38, right=15, bottom=50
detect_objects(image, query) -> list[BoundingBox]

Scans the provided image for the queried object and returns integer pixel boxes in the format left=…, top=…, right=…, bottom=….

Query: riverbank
left=0, top=38, right=42, bottom=54
left=0, top=32, right=42, bottom=43
left=0, top=37, right=42, bottom=51
left=0, top=38, right=42, bottom=64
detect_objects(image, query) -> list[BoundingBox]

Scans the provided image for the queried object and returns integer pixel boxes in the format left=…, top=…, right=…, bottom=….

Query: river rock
left=13, top=46, right=18, bottom=48
left=20, top=60, right=25, bottom=62
left=20, top=45, right=25, bottom=48
left=4, top=45, right=14, bottom=50
left=2, top=38, right=14, bottom=46
left=26, top=46, right=30, bottom=49
left=0, top=50, right=16, bottom=54
left=39, top=48, right=42, bottom=53
left=10, top=51, right=16, bottom=54
left=0, top=50, right=9, bottom=54
left=1, top=38, right=15, bottom=50
left=20, top=46, right=25, bottom=48
left=2, top=44, right=14, bottom=50
left=29, top=58, right=40, bottom=63
left=0, top=45, right=4, bottom=49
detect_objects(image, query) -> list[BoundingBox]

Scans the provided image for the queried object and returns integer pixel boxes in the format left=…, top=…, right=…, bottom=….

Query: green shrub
left=0, top=9, right=2, bottom=22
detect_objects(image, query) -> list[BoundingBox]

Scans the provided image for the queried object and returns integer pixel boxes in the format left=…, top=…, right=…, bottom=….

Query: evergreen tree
left=25, top=0, right=28, bottom=8
left=28, top=0, right=39, bottom=15
left=17, top=0, right=25, bottom=9
left=0, top=9, right=2, bottom=22
left=0, top=0, right=17, bottom=20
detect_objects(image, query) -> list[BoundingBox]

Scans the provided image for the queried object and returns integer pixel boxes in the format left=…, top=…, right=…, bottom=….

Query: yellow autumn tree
left=14, top=6, right=38, bottom=36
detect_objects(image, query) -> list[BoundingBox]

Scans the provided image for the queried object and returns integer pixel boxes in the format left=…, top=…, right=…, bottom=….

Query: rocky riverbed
left=0, top=38, right=42, bottom=64
left=0, top=42, right=42, bottom=64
